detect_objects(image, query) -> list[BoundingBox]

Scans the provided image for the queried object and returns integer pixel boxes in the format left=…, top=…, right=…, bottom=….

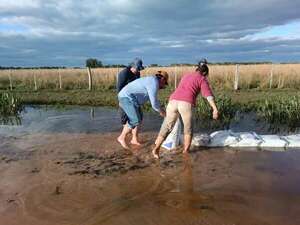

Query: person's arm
left=146, top=81, right=165, bottom=116
left=201, top=78, right=218, bottom=119
left=207, top=96, right=219, bottom=120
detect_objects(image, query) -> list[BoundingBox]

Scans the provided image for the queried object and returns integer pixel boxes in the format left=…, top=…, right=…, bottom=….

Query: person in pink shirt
left=152, top=59, right=219, bottom=159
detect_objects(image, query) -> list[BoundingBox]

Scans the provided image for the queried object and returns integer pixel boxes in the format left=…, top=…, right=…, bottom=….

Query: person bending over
left=117, top=71, right=169, bottom=149
left=116, top=58, right=144, bottom=145
left=152, top=59, right=219, bottom=159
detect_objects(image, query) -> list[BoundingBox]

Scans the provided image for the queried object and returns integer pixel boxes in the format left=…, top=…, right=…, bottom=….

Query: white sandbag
left=230, top=132, right=262, bottom=147
left=259, top=135, right=288, bottom=148
left=208, top=130, right=240, bottom=147
left=162, top=118, right=182, bottom=150
left=283, top=134, right=300, bottom=147
left=192, top=133, right=211, bottom=147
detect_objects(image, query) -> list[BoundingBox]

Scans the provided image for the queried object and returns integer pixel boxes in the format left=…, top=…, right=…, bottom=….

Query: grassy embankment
left=0, top=63, right=299, bottom=106
left=0, top=64, right=300, bottom=127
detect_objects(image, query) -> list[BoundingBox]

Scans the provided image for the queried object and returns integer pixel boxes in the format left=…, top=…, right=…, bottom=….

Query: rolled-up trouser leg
left=158, top=100, right=179, bottom=139
left=118, top=97, right=142, bottom=129
left=118, top=107, right=129, bottom=125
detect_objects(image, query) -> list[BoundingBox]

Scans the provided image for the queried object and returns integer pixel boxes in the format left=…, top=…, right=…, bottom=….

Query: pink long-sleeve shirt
left=170, top=71, right=213, bottom=106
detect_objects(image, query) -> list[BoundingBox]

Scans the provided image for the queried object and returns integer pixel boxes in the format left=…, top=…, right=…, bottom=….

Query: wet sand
left=1, top=131, right=300, bottom=225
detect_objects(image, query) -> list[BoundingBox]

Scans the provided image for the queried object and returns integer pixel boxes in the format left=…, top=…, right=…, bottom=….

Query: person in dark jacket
left=116, top=58, right=145, bottom=146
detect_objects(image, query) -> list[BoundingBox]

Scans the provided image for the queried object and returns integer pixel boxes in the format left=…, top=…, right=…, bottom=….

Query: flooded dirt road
left=0, top=106, right=300, bottom=225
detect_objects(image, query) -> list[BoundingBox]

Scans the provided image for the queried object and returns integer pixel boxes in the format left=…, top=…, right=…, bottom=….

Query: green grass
left=0, top=92, right=23, bottom=115
left=194, top=94, right=238, bottom=129
left=0, top=92, right=23, bottom=124
left=1, top=88, right=300, bottom=127
left=255, top=94, right=300, bottom=127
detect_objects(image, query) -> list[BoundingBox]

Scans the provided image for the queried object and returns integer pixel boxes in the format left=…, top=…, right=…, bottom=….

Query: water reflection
left=0, top=115, right=22, bottom=126
left=0, top=105, right=299, bottom=138
left=0, top=105, right=163, bottom=137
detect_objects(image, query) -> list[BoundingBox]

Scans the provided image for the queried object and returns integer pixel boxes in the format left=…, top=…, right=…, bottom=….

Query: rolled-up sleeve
left=200, top=77, right=213, bottom=98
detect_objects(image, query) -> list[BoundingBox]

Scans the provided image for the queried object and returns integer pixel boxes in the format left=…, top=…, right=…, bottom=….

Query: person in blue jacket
left=116, top=58, right=144, bottom=145
left=117, top=71, right=169, bottom=150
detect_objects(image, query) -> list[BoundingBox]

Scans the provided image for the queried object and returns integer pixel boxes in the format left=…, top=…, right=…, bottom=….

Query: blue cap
left=129, top=58, right=145, bottom=71
left=198, top=58, right=208, bottom=66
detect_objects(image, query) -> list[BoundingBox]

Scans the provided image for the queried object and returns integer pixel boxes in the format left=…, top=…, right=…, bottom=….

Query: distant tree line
left=1, top=60, right=299, bottom=70
left=85, top=58, right=126, bottom=68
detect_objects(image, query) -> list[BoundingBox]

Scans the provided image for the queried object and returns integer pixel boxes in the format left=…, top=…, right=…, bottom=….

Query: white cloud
left=1, top=0, right=300, bottom=66
left=0, top=0, right=40, bottom=10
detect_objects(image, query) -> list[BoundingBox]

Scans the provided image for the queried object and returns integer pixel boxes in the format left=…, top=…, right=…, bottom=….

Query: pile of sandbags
left=161, top=118, right=300, bottom=150
left=192, top=131, right=300, bottom=149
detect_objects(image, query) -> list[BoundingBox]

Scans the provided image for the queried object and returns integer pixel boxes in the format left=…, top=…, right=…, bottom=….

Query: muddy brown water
left=0, top=106, right=300, bottom=225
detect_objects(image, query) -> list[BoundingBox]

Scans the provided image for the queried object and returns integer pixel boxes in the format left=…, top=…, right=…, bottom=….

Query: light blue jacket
left=118, top=76, right=161, bottom=112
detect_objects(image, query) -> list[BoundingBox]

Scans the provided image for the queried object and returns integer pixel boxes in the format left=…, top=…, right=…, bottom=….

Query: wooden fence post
left=269, top=64, right=273, bottom=89
left=174, top=66, right=177, bottom=89
left=234, top=64, right=239, bottom=90
left=116, top=66, right=119, bottom=84
left=33, top=70, right=37, bottom=91
left=8, top=70, right=13, bottom=91
left=58, top=68, right=62, bottom=90
left=87, top=67, right=93, bottom=91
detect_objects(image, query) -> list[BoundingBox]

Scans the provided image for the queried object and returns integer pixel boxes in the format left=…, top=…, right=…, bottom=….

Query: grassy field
left=1, top=64, right=300, bottom=127
left=1, top=64, right=300, bottom=91
left=1, top=88, right=299, bottom=127
left=2, top=88, right=298, bottom=107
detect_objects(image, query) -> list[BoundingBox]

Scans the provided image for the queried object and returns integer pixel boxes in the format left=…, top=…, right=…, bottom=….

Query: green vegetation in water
left=1, top=89, right=300, bottom=129
left=195, top=95, right=238, bottom=129
left=256, top=95, right=300, bottom=127
left=0, top=92, right=23, bottom=124
left=194, top=93, right=300, bottom=129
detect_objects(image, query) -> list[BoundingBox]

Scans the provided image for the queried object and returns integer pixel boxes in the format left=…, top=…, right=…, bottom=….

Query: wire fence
left=0, top=64, right=300, bottom=91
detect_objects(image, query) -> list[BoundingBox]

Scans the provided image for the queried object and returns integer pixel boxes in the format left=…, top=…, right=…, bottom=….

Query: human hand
left=212, top=109, right=219, bottom=120
left=159, top=109, right=166, bottom=117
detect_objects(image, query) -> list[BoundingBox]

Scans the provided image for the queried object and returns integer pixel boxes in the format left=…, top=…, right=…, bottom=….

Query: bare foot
left=182, top=149, right=189, bottom=154
left=130, top=140, right=142, bottom=146
left=117, top=137, right=130, bottom=150
left=152, top=148, right=160, bottom=159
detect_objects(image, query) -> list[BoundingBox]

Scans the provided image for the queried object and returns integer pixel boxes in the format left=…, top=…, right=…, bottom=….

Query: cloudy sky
left=1, top=0, right=300, bottom=67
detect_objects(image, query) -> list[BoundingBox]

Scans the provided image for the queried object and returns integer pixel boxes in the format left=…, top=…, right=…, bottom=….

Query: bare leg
left=130, top=126, right=142, bottom=146
left=152, top=136, right=165, bottom=159
left=182, top=134, right=192, bottom=153
left=117, top=125, right=132, bottom=150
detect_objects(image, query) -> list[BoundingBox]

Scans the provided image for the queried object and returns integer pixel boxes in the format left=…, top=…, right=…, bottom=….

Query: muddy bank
left=1, top=105, right=300, bottom=225
left=1, top=131, right=300, bottom=225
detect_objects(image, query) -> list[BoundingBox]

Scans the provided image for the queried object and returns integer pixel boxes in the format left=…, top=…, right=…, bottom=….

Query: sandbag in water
left=161, top=118, right=182, bottom=150
left=259, top=135, right=288, bottom=148
left=230, top=132, right=262, bottom=147
left=208, top=130, right=240, bottom=147
left=192, top=133, right=211, bottom=147
left=283, top=134, right=300, bottom=148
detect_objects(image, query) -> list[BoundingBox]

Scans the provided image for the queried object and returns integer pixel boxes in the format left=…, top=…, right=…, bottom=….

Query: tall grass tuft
left=256, top=95, right=300, bottom=127
left=0, top=92, right=23, bottom=116
left=195, top=95, right=238, bottom=129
